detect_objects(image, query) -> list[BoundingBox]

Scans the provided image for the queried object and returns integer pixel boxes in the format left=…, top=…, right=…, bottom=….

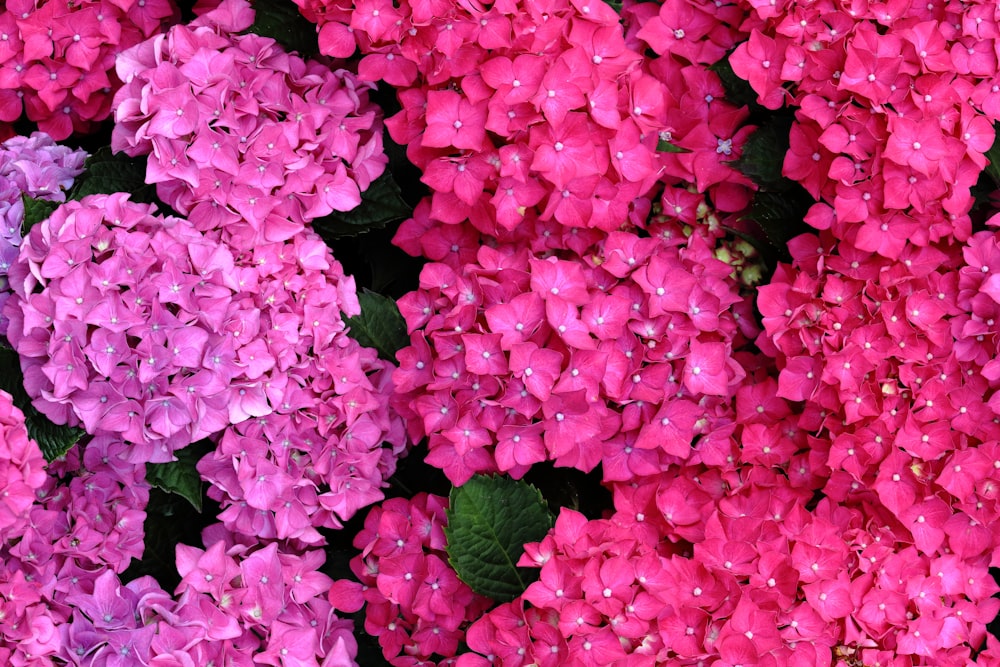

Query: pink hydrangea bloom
left=0, top=132, right=86, bottom=335
left=0, top=0, right=179, bottom=140
left=111, top=0, right=386, bottom=250
left=393, top=198, right=759, bottom=485
left=728, top=0, right=1000, bottom=251
left=5, top=193, right=403, bottom=467
left=198, top=370, right=407, bottom=542
left=164, top=524, right=359, bottom=667
left=460, top=453, right=1000, bottom=666
left=0, top=435, right=151, bottom=664
left=294, top=0, right=754, bottom=252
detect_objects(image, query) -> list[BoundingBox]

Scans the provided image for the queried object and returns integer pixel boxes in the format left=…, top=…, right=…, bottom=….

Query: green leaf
left=710, top=52, right=765, bottom=113
left=0, top=348, right=85, bottom=462
left=312, top=171, right=413, bottom=240
left=68, top=147, right=159, bottom=204
left=445, top=475, right=554, bottom=602
left=656, top=137, right=691, bottom=153
left=245, top=0, right=321, bottom=58
left=145, top=440, right=211, bottom=512
left=345, top=288, right=409, bottom=363
left=744, top=186, right=814, bottom=264
left=20, top=195, right=59, bottom=233
left=733, top=116, right=794, bottom=190
left=982, top=122, right=1000, bottom=187
left=26, top=413, right=87, bottom=462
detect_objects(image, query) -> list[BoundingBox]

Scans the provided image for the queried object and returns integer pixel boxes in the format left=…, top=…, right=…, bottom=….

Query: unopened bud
left=740, top=264, right=763, bottom=286
left=733, top=239, right=757, bottom=258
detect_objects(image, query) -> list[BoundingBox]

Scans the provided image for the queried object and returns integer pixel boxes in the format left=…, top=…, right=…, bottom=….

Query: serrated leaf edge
left=444, top=475, right=553, bottom=601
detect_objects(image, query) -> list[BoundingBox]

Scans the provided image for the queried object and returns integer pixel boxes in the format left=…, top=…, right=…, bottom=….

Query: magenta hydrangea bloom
left=167, top=523, right=359, bottom=667
left=393, top=198, right=761, bottom=485
left=0, top=0, right=179, bottom=140
left=198, top=372, right=408, bottom=542
left=727, top=0, right=1000, bottom=251
left=111, top=0, right=386, bottom=250
left=459, top=464, right=1000, bottom=667
left=331, top=494, right=493, bottom=666
left=294, top=0, right=754, bottom=251
left=4, top=193, right=404, bottom=467
left=0, top=132, right=87, bottom=336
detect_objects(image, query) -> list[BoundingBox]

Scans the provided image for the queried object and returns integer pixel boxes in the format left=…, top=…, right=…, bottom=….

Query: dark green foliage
left=312, top=171, right=413, bottom=240
left=445, top=475, right=554, bottom=602
left=245, top=0, right=322, bottom=58
left=20, top=195, right=59, bottom=233
left=345, top=288, right=409, bottom=362
left=145, top=440, right=213, bottom=512
left=0, top=348, right=85, bottom=462
left=67, top=147, right=160, bottom=204
left=733, top=116, right=794, bottom=191
left=657, top=138, right=691, bottom=153
left=744, top=187, right=814, bottom=264
left=710, top=52, right=766, bottom=113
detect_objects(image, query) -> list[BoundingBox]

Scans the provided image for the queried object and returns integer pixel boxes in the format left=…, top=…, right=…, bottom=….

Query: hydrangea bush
left=1, top=0, right=1000, bottom=665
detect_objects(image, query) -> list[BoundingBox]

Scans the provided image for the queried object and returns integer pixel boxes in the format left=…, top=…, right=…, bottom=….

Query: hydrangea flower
left=0, top=435, right=150, bottom=664
left=0, top=0, right=179, bottom=140
left=393, top=197, right=761, bottom=485
left=331, top=494, right=493, bottom=666
left=164, top=524, right=359, bottom=667
left=728, top=0, right=1000, bottom=251
left=459, top=452, right=1000, bottom=666
left=0, top=132, right=86, bottom=335
left=0, top=388, right=46, bottom=543
left=294, top=0, right=754, bottom=251
left=5, top=193, right=403, bottom=467
left=112, top=0, right=386, bottom=250
left=198, top=377, right=408, bottom=543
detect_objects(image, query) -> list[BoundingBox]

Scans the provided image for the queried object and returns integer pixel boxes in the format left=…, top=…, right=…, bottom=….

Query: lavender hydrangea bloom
left=0, top=132, right=87, bottom=335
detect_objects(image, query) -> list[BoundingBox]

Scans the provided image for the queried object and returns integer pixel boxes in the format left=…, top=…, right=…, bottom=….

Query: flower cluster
left=57, top=570, right=175, bottom=667
left=392, top=205, right=758, bottom=485
left=5, top=193, right=403, bottom=468
left=0, top=420, right=360, bottom=667
left=332, top=494, right=493, bottom=666
left=5, top=193, right=255, bottom=460
left=0, top=132, right=86, bottom=336
left=294, top=0, right=754, bottom=251
left=198, top=386, right=408, bottom=545
left=0, top=389, right=45, bottom=543
left=747, top=228, right=1000, bottom=661
left=112, top=0, right=386, bottom=250
left=155, top=525, right=358, bottom=667
left=0, top=435, right=150, bottom=664
left=730, top=0, right=1000, bottom=252
left=0, top=0, right=179, bottom=140
left=461, top=450, right=1000, bottom=667
left=759, top=231, right=1000, bottom=528
left=51, top=524, right=358, bottom=667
